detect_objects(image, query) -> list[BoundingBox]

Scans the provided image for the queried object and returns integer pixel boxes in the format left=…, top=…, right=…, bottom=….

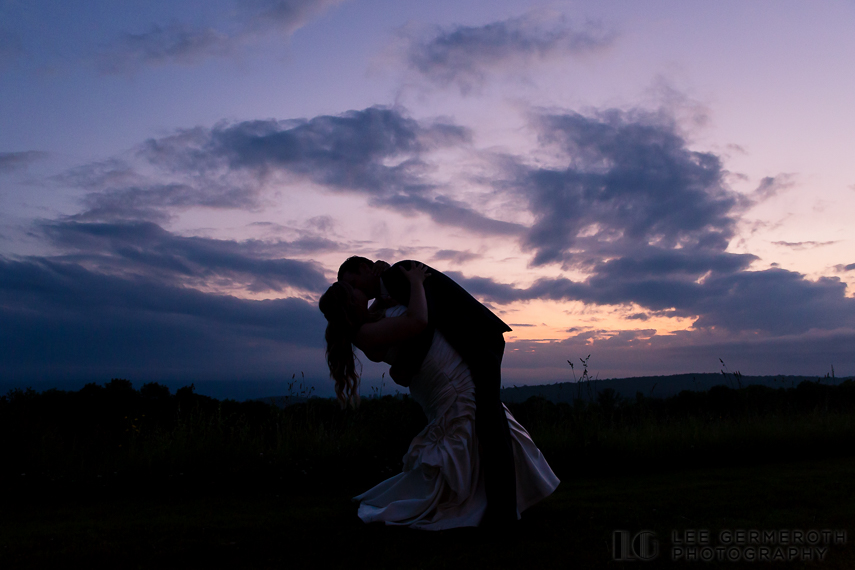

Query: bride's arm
left=354, top=263, right=430, bottom=355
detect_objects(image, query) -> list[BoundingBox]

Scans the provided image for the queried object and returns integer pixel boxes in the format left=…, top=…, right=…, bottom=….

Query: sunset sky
left=2, top=0, right=854, bottom=397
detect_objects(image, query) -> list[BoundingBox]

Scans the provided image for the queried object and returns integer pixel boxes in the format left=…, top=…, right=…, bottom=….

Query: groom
left=338, top=256, right=517, bottom=526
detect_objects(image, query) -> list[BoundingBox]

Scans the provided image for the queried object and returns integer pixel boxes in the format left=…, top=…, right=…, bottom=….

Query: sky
left=2, top=0, right=854, bottom=397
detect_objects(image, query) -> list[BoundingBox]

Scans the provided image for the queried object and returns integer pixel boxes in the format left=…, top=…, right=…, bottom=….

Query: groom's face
left=340, top=262, right=380, bottom=299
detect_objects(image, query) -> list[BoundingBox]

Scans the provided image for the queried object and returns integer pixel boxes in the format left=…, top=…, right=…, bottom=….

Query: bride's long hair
left=318, top=281, right=378, bottom=407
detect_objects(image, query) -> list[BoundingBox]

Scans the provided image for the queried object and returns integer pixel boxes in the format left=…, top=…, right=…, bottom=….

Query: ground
left=3, top=456, right=854, bottom=569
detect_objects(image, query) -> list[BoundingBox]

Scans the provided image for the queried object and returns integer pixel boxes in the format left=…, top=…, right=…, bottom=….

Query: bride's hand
left=400, top=262, right=430, bottom=284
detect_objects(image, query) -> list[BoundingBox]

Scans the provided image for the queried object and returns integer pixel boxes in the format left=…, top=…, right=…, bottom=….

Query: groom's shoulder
left=390, top=259, right=445, bottom=276
left=390, top=259, right=438, bottom=270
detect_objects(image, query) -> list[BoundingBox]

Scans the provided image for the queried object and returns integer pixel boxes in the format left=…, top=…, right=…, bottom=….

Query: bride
left=318, top=262, right=559, bottom=530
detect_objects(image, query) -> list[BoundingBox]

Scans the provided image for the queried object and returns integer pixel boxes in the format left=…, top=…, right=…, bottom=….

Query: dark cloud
left=443, top=264, right=855, bottom=337
left=97, top=0, right=342, bottom=73
left=522, top=270, right=852, bottom=337
left=626, top=313, right=650, bottom=321
left=443, top=270, right=528, bottom=304
left=181, top=107, right=464, bottom=192
left=0, top=256, right=326, bottom=381
left=688, top=270, right=855, bottom=334
left=40, top=220, right=331, bottom=294
left=516, top=109, right=739, bottom=270
left=0, top=151, right=48, bottom=173
left=471, top=107, right=854, bottom=337
left=836, top=263, right=855, bottom=272
left=405, top=12, right=614, bottom=92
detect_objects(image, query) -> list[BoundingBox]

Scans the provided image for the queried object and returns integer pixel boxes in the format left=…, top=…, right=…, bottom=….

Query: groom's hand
left=372, top=260, right=390, bottom=275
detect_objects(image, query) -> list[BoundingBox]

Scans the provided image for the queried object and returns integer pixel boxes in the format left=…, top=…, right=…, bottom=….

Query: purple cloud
left=405, top=13, right=615, bottom=92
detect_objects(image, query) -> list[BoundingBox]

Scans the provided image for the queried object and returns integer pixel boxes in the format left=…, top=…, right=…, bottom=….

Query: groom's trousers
left=459, top=333, right=518, bottom=526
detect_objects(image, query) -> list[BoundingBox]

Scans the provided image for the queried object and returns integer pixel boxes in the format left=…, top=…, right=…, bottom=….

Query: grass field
left=3, top=455, right=853, bottom=569
left=3, top=380, right=854, bottom=568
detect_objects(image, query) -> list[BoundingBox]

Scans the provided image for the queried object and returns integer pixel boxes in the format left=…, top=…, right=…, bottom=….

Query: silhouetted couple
left=319, top=257, right=558, bottom=530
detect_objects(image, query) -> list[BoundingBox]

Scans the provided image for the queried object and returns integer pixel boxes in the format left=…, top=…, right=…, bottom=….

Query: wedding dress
left=354, top=306, right=560, bottom=530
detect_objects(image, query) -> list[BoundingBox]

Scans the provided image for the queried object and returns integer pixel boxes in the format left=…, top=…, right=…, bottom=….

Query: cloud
left=38, top=99, right=855, bottom=361
left=185, top=107, right=466, bottom=192
left=78, top=182, right=260, bottom=223
left=63, top=106, right=517, bottom=236
left=626, top=313, right=650, bottom=321
left=687, top=270, right=855, bottom=334
left=514, top=109, right=740, bottom=270
left=404, top=12, right=615, bottom=92
left=379, top=193, right=525, bottom=235
left=444, top=270, right=529, bottom=304
left=479, top=107, right=855, bottom=338
left=445, top=262, right=855, bottom=337
left=182, top=107, right=521, bottom=235
left=772, top=240, right=837, bottom=250
left=835, top=263, right=855, bottom=272
left=240, top=0, right=343, bottom=34
left=439, top=110, right=855, bottom=337
left=97, top=0, right=343, bottom=73
left=97, top=24, right=232, bottom=73
left=0, top=151, right=48, bottom=173
left=58, top=140, right=267, bottom=222
left=0, top=256, right=327, bottom=381
left=40, top=220, right=332, bottom=294
left=752, top=174, right=795, bottom=202
left=61, top=108, right=432, bottom=220
left=432, top=249, right=481, bottom=264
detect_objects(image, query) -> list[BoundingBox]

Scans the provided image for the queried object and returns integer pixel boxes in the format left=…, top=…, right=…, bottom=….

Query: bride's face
left=340, top=263, right=381, bottom=299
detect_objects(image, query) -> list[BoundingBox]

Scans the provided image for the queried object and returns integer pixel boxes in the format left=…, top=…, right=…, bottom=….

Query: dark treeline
left=1, top=379, right=427, bottom=496
left=3, top=378, right=855, bottom=498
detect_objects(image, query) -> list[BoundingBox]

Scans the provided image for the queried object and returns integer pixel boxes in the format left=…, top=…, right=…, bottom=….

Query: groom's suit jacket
left=379, top=260, right=511, bottom=381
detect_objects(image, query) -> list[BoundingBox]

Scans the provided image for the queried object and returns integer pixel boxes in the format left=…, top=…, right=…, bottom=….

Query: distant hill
left=500, top=373, right=852, bottom=404
left=8, top=374, right=850, bottom=407
left=255, top=395, right=314, bottom=408
left=256, top=373, right=853, bottom=408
